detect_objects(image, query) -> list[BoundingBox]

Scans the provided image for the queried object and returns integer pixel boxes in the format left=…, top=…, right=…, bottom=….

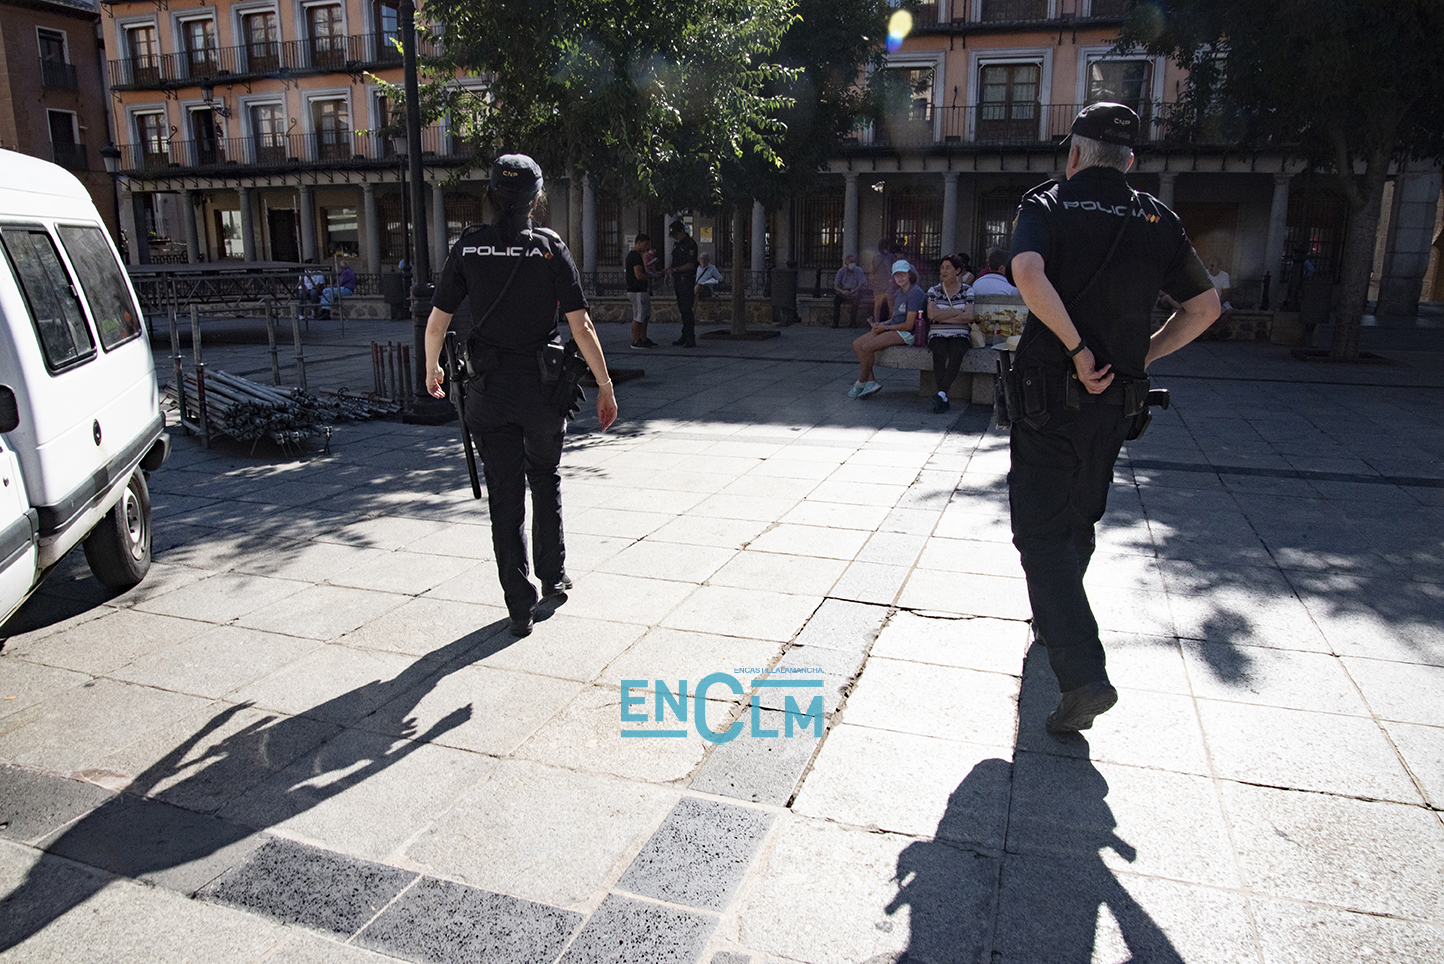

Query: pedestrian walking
left=425, top=153, right=618, bottom=638
left=1005, top=103, right=1219, bottom=734
left=667, top=220, right=699, bottom=347
left=625, top=234, right=657, bottom=349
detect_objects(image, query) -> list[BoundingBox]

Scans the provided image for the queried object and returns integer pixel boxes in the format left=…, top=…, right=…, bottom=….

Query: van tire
left=83, top=469, right=152, bottom=589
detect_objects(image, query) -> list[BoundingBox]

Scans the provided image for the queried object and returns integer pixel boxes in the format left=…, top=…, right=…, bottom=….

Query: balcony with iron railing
left=40, top=58, right=79, bottom=91
left=114, top=127, right=472, bottom=176
left=108, top=33, right=437, bottom=90
left=51, top=141, right=88, bottom=171
left=907, top=0, right=1132, bottom=29
left=855, top=102, right=1167, bottom=149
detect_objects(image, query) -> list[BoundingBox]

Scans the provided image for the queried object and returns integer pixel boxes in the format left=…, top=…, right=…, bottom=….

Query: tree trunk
left=731, top=204, right=748, bottom=337
left=565, top=162, right=582, bottom=258
left=1329, top=149, right=1391, bottom=359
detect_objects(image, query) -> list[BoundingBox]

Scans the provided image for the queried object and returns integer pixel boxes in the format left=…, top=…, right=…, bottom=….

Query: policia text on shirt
left=424, top=154, right=618, bottom=639
left=1002, top=104, right=1220, bottom=737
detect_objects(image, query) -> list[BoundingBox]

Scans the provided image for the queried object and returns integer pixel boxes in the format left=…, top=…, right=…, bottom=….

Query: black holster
left=550, top=340, right=589, bottom=419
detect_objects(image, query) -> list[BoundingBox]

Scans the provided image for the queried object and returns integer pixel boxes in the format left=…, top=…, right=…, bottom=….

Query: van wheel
left=83, top=469, right=152, bottom=589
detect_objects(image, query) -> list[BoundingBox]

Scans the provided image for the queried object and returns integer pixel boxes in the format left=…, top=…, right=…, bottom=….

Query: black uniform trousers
left=675, top=278, right=697, bottom=344
left=1008, top=396, right=1131, bottom=692
left=465, top=367, right=567, bottom=621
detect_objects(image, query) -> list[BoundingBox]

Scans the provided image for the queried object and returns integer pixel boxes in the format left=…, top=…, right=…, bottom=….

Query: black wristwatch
left=1065, top=338, right=1088, bottom=358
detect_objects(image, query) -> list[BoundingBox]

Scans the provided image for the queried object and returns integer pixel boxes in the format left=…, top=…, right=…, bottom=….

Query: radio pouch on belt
left=538, top=341, right=565, bottom=383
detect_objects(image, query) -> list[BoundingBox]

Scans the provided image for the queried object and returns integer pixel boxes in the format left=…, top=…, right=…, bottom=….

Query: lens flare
left=887, top=10, right=913, bottom=53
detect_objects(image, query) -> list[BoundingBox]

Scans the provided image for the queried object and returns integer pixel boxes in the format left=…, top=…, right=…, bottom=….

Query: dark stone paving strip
left=688, top=707, right=819, bottom=805
left=709, top=953, right=751, bottom=964
left=0, top=765, right=114, bottom=845
left=616, top=798, right=775, bottom=912
left=558, top=893, right=717, bottom=964
left=199, top=837, right=418, bottom=938
left=41, top=793, right=266, bottom=897
left=1129, top=457, right=1444, bottom=488
left=354, top=875, right=582, bottom=964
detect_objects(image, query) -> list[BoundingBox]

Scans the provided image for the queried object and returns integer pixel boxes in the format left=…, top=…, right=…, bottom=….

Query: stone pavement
left=1, top=315, right=1443, bottom=964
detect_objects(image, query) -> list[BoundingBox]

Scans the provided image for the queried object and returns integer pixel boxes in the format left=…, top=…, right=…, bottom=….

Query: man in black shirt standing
left=667, top=219, right=699, bottom=347
left=425, top=154, right=618, bottom=637
left=1006, top=104, right=1219, bottom=734
left=625, top=234, right=657, bottom=349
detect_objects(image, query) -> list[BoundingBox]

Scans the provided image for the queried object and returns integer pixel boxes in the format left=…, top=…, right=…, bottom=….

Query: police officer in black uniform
left=1006, top=104, right=1219, bottom=734
left=666, top=219, right=699, bottom=347
left=425, top=154, right=618, bottom=638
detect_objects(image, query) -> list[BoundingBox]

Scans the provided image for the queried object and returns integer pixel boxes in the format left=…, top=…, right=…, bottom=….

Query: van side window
left=0, top=228, right=95, bottom=371
left=57, top=226, right=143, bottom=350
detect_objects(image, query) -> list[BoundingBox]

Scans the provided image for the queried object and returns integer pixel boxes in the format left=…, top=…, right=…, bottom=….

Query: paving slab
left=616, top=796, right=774, bottom=911
left=1250, top=896, right=1444, bottom=964
left=840, top=657, right=1020, bottom=749
left=558, top=893, right=717, bottom=964
left=200, top=836, right=416, bottom=937
left=870, top=611, right=1030, bottom=676
left=0, top=766, right=113, bottom=844
left=404, top=758, right=677, bottom=909
left=1220, top=781, right=1444, bottom=919
left=993, top=855, right=1259, bottom=964
left=355, top=874, right=582, bottom=964
left=722, top=814, right=999, bottom=964
left=216, top=727, right=495, bottom=862
left=688, top=707, right=821, bottom=806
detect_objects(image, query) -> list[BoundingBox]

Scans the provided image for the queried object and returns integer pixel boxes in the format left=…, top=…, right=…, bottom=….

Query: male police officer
left=425, top=154, right=617, bottom=638
left=1007, top=104, right=1219, bottom=734
left=667, top=219, right=699, bottom=347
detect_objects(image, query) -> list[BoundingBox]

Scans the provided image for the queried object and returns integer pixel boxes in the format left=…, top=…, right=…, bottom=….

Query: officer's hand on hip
left=1073, top=348, right=1114, bottom=394
left=596, top=382, right=617, bottom=432
left=427, top=364, right=446, bottom=399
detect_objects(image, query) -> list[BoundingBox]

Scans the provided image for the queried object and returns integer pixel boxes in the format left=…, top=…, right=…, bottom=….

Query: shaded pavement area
left=1, top=315, right=1442, bottom=963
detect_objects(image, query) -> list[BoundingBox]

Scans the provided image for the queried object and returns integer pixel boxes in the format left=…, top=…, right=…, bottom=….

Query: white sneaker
left=848, top=380, right=867, bottom=398
left=857, top=381, right=882, bottom=398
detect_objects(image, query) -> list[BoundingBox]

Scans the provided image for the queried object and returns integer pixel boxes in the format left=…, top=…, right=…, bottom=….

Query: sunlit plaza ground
left=1, top=318, right=1442, bottom=963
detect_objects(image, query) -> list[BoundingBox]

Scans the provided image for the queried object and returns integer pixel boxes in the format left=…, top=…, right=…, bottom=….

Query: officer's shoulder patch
left=1020, top=178, right=1059, bottom=202
left=532, top=227, right=563, bottom=243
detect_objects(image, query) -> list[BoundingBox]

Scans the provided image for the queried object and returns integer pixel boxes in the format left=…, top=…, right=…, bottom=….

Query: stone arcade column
left=183, top=190, right=201, bottom=264
left=750, top=199, right=766, bottom=272
left=1156, top=172, right=1175, bottom=211
left=1378, top=165, right=1444, bottom=317
left=844, top=172, right=859, bottom=260
left=432, top=182, right=447, bottom=268
left=941, top=172, right=959, bottom=257
left=581, top=175, right=597, bottom=274
left=299, top=184, right=318, bottom=262
left=362, top=182, right=381, bottom=275
left=118, top=183, right=140, bottom=266
left=238, top=186, right=257, bottom=263
left=1264, top=173, right=1291, bottom=283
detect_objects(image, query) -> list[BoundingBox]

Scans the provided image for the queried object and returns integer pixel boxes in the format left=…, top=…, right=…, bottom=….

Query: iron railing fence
left=109, top=34, right=440, bottom=89
left=40, top=58, right=79, bottom=90
left=115, top=127, right=472, bottom=176
left=51, top=141, right=88, bottom=171
left=858, top=102, right=1168, bottom=148
left=581, top=270, right=770, bottom=298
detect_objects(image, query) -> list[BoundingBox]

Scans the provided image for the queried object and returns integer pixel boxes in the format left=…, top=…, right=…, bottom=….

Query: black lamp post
left=100, top=144, right=126, bottom=261
left=392, top=131, right=412, bottom=302
left=398, top=0, right=451, bottom=423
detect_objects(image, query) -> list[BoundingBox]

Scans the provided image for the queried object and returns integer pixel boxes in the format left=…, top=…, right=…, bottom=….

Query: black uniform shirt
left=671, top=233, right=698, bottom=286
left=433, top=222, right=587, bottom=355
left=1010, top=166, right=1211, bottom=379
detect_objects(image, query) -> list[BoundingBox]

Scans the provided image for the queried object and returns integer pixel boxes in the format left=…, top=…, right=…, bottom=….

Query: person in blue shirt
left=850, top=260, right=924, bottom=398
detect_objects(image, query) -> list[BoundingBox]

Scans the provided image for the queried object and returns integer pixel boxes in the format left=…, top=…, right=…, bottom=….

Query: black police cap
left=491, top=153, right=543, bottom=199
left=1067, top=102, right=1139, bottom=148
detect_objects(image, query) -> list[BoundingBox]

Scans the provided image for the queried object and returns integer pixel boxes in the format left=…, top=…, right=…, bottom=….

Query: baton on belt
left=444, top=331, right=482, bottom=500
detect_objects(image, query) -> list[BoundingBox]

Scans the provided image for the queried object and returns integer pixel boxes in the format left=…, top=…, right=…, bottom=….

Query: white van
left=0, top=150, right=169, bottom=624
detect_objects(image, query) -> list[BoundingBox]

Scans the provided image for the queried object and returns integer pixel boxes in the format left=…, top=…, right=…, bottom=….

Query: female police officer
left=424, top=154, right=617, bottom=637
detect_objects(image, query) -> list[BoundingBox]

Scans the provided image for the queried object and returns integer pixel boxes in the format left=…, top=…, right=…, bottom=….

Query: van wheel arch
left=83, top=469, right=152, bottom=589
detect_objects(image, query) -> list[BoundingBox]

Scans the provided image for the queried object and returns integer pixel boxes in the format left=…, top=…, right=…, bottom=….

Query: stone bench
left=875, top=343, right=1006, bottom=403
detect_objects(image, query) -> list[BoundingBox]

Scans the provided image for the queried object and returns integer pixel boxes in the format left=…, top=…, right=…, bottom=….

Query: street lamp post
left=99, top=144, right=125, bottom=261
left=392, top=132, right=412, bottom=304
left=398, top=0, right=451, bottom=423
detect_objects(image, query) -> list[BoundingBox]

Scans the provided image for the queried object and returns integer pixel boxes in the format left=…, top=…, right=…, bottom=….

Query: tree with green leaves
left=1120, top=0, right=1444, bottom=359
left=414, top=0, right=798, bottom=211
